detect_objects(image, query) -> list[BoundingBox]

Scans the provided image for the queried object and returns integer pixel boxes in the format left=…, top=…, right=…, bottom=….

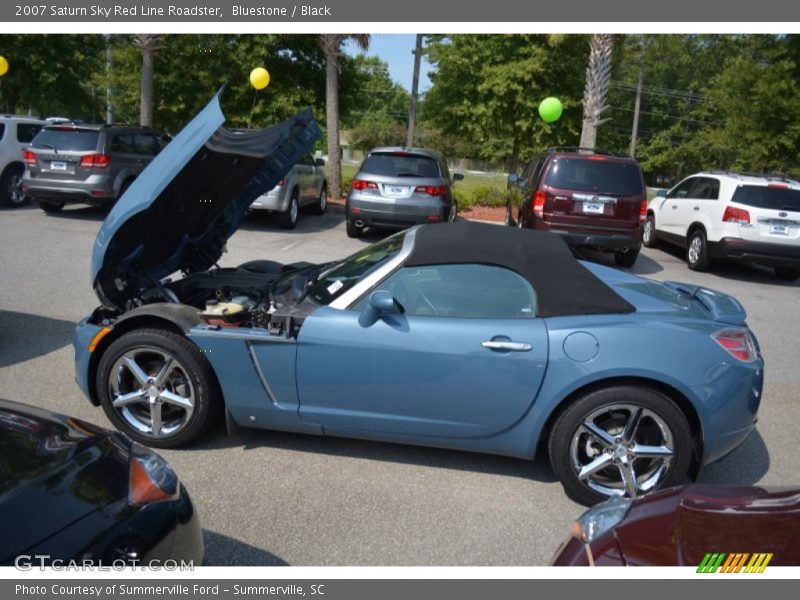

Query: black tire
left=0, top=165, right=27, bottom=207
left=548, top=385, right=693, bottom=506
left=37, top=200, right=65, bottom=213
left=346, top=219, right=363, bottom=238
left=614, top=248, right=639, bottom=268
left=280, top=189, right=300, bottom=229
left=95, top=328, right=222, bottom=448
left=504, top=202, right=515, bottom=227
left=775, top=266, right=800, bottom=281
left=310, top=182, right=327, bottom=215
left=447, top=200, right=458, bottom=223
left=642, top=214, right=658, bottom=248
left=686, top=229, right=711, bottom=271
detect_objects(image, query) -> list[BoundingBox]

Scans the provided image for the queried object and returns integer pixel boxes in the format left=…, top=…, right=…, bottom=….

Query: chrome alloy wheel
left=643, top=218, right=654, bottom=244
left=289, top=196, right=299, bottom=224
left=688, top=235, right=703, bottom=265
left=448, top=202, right=457, bottom=223
left=569, top=403, right=675, bottom=498
left=108, top=347, right=195, bottom=438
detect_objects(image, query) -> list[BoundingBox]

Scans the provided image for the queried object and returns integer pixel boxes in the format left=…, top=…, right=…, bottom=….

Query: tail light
left=128, top=445, right=180, bottom=506
left=532, top=191, right=546, bottom=219
left=414, top=185, right=448, bottom=196
left=351, top=179, right=378, bottom=191
left=586, top=155, right=608, bottom=161
left=722, top=206, right=750, bottom=225
left=639, top=199, right=648, bottom=223
left=712, top=329, right=758, bottom=363
left=22, top=149, right=37, bottom=167
left=276, top=179, right=285, bottom=187
left=79, top=153, right=110, bottom=169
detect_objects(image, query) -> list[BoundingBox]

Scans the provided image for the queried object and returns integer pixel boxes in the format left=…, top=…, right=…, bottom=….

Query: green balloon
left=539, top=97, right=563, bottom=123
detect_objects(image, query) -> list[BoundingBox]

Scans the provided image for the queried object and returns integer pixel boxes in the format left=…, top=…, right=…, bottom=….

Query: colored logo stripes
left=697, top=552, right=773, bottom=573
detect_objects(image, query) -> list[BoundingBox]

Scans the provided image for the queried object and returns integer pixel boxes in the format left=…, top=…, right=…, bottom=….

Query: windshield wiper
left=293, top=261, right=342, bottom=304
left=32, top=143, right=58, bottom=154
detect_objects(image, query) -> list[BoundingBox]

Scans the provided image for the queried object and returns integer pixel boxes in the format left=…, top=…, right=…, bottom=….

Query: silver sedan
left=250, top=153, right=327, bottom=229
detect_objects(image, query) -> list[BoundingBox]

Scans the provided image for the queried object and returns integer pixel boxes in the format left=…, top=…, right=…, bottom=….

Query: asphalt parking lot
left=1, top=203, right=798, bottom=565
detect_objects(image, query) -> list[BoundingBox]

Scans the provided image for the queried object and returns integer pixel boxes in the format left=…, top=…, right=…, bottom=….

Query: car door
left=659, top=177, right=701, bottom=239
left=295, top=263, right=549, bottom=439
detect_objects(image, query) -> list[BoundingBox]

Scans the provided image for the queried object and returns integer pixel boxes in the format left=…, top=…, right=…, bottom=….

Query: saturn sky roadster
left=73, top=94, right=763, bottom=505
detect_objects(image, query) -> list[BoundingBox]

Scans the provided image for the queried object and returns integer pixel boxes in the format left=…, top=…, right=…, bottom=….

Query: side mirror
left=315, top=158, right=325, bottom=167
left=656, top=189, right=667, bottom=198
left=452, top=173, right=464, bottom=181
left=359, top=290, right=402, bottom=327
left=507, top=173, right=518, bottom=184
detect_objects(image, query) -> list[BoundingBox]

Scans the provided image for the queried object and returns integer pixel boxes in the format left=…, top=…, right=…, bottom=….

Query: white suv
left=0, top=115, right=46, bottom=207
left=644, top=172, right=800, bottom=281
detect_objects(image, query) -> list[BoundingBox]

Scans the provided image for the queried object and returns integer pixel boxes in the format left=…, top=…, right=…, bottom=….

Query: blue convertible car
left=74, top=95, right=764, bottom=505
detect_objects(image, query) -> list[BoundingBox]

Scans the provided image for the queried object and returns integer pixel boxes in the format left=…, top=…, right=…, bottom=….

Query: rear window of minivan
left=732, top=185, right=800, bottom=212
left=361, top=152, right=440, bottom=178
left=545, top=158, right=644, bottom=196
left=31, top=128, right=100, bottom=152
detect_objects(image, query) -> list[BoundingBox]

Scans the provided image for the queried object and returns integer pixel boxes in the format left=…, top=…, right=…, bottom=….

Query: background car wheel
left=346, top=220, right=363, bottom=238
left=642, top=215, right=658, bottom=248
left=96, top=328, right=221, bottom=448
left=447, top=201, right=458, bottom=223
left=686, top=229, right=711, bottom=271
left=280, top=189, right=300, bottom=229
left=37, top=200, right=65, bottom=213
left=774, top=266, right=800, bottom=281
left=548, top=385, right=693, bottom=506
left=0, top=165, right=27, bottom=207
left=310, top=182, right=327, bottom=215
left=614, top=249, right=639, bottom=268
left=504, top=203, right=515, bottom=226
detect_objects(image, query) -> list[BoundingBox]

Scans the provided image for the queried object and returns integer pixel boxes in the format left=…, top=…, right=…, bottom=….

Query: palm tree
left=319, top=34, right=370, bottom=200
left=579, top=34, right=614, bottom=150
left=134, top=34, right=163, bottom=128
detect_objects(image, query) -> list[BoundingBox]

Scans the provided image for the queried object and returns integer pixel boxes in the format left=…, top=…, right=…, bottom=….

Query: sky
left=343, top=34, right=433, bottom=93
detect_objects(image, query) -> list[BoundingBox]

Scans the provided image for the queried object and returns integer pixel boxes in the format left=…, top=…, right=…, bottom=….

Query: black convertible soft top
left=405, top=221, right=635, bottom=317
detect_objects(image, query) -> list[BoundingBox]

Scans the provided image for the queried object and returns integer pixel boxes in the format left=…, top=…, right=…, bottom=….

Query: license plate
left=770, top=224, right=789, bottom=235
left=385, top=185, right=406, bottom=197
left=50, top=161, right=67, bottom=171
left=583, top=202, right=604, bottom=214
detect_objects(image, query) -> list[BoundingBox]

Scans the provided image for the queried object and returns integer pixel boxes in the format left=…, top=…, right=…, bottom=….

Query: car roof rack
left=707, top=170, right=798, bottom=184
left=544, top=146, right=630, bottom=158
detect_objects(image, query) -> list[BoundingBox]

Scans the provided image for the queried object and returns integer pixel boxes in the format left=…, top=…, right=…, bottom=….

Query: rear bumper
left=548, top=229, right=642, bottom=251
left=708, top=237, right=800, bottom=268
left=23, top=182, right=115, bottom=205
left=347, top=194, right=450, bottom=228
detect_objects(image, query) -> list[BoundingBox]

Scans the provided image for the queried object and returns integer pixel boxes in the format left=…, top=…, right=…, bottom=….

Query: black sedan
left=0, top=399, right=203, bottom=566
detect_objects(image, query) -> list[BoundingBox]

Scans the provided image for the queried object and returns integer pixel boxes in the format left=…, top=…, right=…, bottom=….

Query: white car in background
left=0, top=115, right=45, bottom=207
left=644, top=171, right=800, bottom=280
left=249, top=153, right=327, bottom=229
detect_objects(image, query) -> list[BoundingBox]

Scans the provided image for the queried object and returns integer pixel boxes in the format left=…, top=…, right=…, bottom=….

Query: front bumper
left=708, top=237, right=800, bottom=268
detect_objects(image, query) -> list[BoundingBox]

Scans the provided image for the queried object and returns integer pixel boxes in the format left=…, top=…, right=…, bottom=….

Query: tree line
left=1, top=34, right=798, bottom=184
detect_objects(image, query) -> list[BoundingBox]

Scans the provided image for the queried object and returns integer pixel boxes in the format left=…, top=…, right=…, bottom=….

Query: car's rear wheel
left=346, top=220, right=363, bottom=238
left=310, top=182, right=327, bottom=215
left=96, top=328, right=221, bottom=448
left=447, top=200, right=458, bottom=223
left=0, top=165, right=27, bottom=207
left=37, top=200, right=65, bottom=213
left=775, top=266, right=800, bottom=281
left=549, top=385, right=693, bottom=506
left=504, top=202, right=514, bottom=226
left=280, top=189, right=300, bottom=229
left=614, top=249, right=639, bottom=268
left=642, top=214, right=658, bottom=248
left=687, top=229, right=711, bottom=271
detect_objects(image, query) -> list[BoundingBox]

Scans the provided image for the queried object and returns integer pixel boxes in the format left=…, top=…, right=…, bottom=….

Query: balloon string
left=248, top=90, right=258, bottom=128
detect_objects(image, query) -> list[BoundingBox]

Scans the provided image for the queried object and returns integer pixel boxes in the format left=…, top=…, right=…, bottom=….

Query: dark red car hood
left=613, top=484, right=800, bottom=566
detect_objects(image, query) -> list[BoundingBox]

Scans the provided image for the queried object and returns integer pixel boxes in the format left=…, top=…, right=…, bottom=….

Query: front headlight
left=571, top=495, right=633, bottom=544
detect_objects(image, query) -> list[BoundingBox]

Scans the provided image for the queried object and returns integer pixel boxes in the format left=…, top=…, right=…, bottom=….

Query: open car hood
left=91, top=92, right=320, bottom=309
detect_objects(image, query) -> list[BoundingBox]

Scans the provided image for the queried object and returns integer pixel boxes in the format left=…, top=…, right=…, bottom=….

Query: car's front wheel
left=687, top=229, right=711, bottom=271
left=96, top=328, right=221, bottom=448
left=0, top=165, right=27, bottom=207
left=346, top=219, right=363, bottom=238
left=548, top=385, right=693, bottom=506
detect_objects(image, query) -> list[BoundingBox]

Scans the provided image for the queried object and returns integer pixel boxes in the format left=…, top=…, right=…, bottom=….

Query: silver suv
left=345, top=147, right=463, bottom=238
left=0, top=115, right=46, bottom=207
left=21, top=123, right=166, bottom=213
left=249, top=153, right=327, bottom=229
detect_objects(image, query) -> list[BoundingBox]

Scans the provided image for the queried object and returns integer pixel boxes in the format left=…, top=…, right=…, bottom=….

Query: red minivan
left=507, top=147, right=648, bottom=267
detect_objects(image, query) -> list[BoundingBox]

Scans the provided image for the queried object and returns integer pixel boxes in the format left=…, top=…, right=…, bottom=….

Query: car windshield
left=360, top=152, right=440, bottom=178
left=306, top=234, right=406, bottom=305
left=545, top=158, right=644, bottom=196
left=32, top=128, right=100, bottom=152
left=732, top=185, right=800, bottom=212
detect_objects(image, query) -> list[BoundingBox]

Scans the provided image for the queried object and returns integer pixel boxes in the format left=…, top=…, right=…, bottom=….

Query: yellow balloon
left=250, top=67, right=270, bottom=90
left=0, top=56, right=8, bottom=77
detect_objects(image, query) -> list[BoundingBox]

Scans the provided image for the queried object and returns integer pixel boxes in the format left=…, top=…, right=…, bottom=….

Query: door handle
left=671, top=205, right=678, bottom=209
left=482, top=340, right=532, bottom=352
left=693, top=206, right=700, bottom=211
